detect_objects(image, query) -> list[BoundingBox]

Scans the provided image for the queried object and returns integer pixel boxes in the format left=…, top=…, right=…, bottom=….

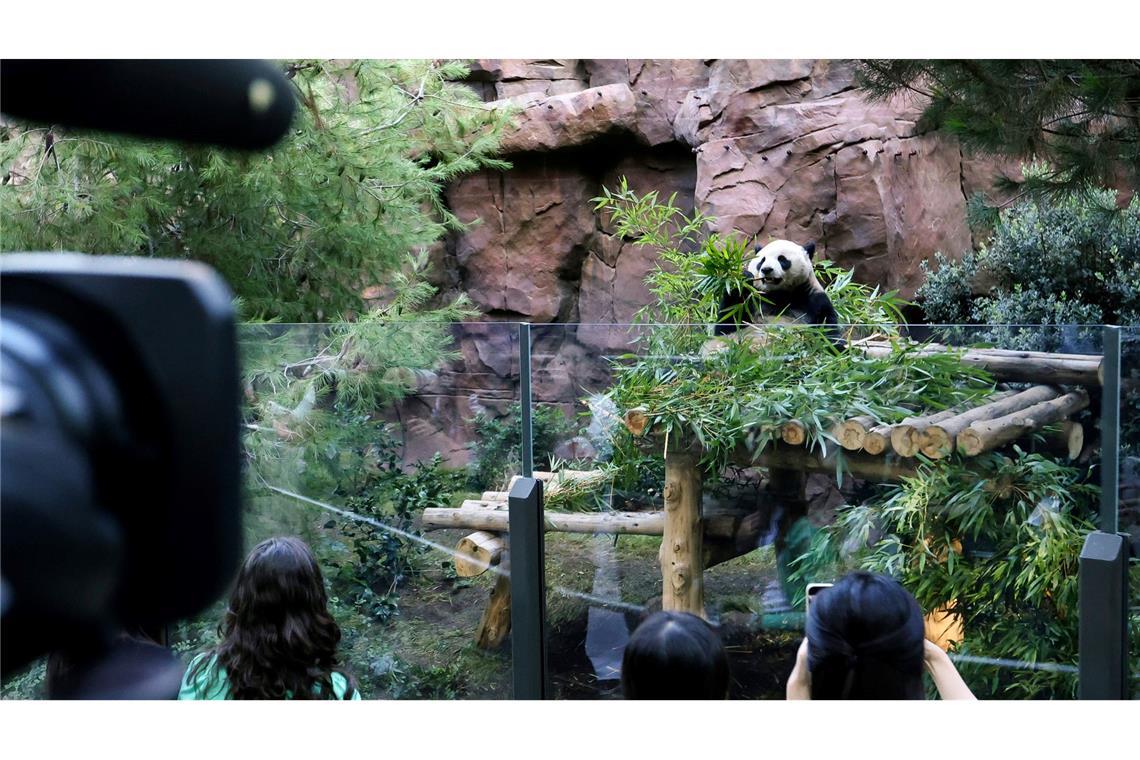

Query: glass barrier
left=165, top=321, right=521, bottom=700
left=529, top=322, right=1109, bottom=700
left=1121, top=326, right=1140, bottom=699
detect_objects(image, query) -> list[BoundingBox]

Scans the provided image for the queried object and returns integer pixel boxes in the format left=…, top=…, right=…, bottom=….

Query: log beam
left=660, top=450, right=704, bottom=617
left=956, top=390, right=1090, bottom=457
left=475, top=553, right=511, bottom=649
left=919, top=386, right=1061, bottom=459
left=454, top=531, right=504, bottom=577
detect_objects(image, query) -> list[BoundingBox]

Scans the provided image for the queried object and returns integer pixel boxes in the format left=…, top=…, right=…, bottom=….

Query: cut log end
left=863, top=428, right=890, bottom=456
left=891, top=425, right=920, bottom=458
left=781, top=421, right=806, bottom=446
left=919, top=426, right=953, bottom=459
left=624, top=408, right=649, bottom=437
left=835, top=416, right=872, bottom=451
left=454, top=531, right=504, bottom=577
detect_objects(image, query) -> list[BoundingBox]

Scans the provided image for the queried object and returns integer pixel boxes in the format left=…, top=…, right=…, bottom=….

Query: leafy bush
left=918, top=189, right=1140, bottom=332
left=793, top=450, right=1104, bottom=698
left=468, top=402, right=574, bottom=490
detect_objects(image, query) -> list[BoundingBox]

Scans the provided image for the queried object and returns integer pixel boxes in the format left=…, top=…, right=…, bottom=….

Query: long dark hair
left=621, top=611, right=730, bottom=699
left=191, top=536, right=351, bottom=699
left=806, top=571, right=925, bottom=699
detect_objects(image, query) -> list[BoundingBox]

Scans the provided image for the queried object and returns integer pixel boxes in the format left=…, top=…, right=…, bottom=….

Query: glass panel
left=166, top=321, right=519, bottom=699
left=533, top=321, right=1106, bottom=700
left=1121, top=326, right=1140, bottom=698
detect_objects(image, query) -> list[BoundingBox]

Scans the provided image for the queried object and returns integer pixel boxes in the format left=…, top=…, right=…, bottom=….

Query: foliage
left=468, top=402, right=575, bottom=490
left=855, top=60, right=1140, bottom=199
left=919, top=188, right=1140, bottom=335
left=793, top=449, right=1103, bottom=698
left=0, top=59, right=511, bottom=321
left=592, top=181, right=994, bottom=476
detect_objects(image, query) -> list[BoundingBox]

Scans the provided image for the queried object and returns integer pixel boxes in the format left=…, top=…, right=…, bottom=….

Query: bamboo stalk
left=919, top=385, right=1061, bottom=459
left=956, top=391, right=1089, bottom=457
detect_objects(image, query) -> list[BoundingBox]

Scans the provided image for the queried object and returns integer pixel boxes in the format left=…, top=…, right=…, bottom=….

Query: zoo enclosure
left=235, top=321, right=1137, bottom=700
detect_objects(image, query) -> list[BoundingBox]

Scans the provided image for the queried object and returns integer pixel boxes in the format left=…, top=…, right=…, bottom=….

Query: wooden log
left=889, top=392, right=1016, bottom=458
left=623, top=407, right=649, bottom=436
left=920, top=385, right=1061, bottom=459
left=781, top=421, right=807, bottom=446
left=863, top=425, right=891, bottom=456
left=852, top=340, right=1102, bottom=386
left=475, top=553, right=511, bottom=649
left=956, top=390, right=1090, bottom=457
left=480, top=491, right=509, bottom=502
left=834, top=415, right=876, bottom=451
left=742, top=444, right=919, bottom=481
left=459, top=499, right=508, bottom=511
left=660, top=450, right=704, bottom=618
left=1044, top=420, right=1084, bottom=461
left=454, top=531, right=504, bottom=577
left=703, top=511, right=766, bottom=569
left=422, top=506, right=667, bottom=535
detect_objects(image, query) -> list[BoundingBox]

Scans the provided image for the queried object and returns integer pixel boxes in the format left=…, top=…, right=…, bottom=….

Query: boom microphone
left=0, top=59, right=295, bottom=150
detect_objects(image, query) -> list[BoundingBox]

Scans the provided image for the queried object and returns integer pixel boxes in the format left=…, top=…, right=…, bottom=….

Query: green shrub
left=468, top=402, right=574, bottom=490
left=918, top=190, right=1140, bottom=331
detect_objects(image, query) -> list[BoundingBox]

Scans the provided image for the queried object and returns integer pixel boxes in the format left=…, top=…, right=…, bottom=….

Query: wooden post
left=475, top=554, right=512, bottom=649
left=660, top=449, right=704, bottom=618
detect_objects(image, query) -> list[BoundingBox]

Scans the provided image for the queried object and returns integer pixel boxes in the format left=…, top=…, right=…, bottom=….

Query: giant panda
left=713, top=239, right=842, bottom=347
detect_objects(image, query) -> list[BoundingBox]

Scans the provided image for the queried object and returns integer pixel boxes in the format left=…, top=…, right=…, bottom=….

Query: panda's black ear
left=803, top=242, right=816, bottom=259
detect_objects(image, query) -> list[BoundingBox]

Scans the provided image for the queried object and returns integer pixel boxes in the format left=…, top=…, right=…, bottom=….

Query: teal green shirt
left=178, top=653, right=360, bottom=700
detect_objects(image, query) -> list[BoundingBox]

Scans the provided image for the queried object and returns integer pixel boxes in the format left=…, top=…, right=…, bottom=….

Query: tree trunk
left=660, top=450, right=704, bottom=617
left=956, top=390, right=1089, bottom=456
left=920, top=385, right=1061, bottom=459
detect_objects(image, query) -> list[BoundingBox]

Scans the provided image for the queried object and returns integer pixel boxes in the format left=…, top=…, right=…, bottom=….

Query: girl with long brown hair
left=178, top=536, right=358, bottom=700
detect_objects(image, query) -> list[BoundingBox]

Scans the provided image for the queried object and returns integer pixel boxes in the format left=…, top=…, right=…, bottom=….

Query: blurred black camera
left=0, top=60, right=295, bottom=697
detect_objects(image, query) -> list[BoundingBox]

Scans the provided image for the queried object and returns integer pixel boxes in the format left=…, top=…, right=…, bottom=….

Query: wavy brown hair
left=190, top=536, right=353, bottom=699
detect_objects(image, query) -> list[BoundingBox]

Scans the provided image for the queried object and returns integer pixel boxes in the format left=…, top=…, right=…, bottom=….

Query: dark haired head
left=621, top=611, right=729, bottom=699
left=194, top=536, right=350, bottom=699
left=806, top=572, right=925, bottom=700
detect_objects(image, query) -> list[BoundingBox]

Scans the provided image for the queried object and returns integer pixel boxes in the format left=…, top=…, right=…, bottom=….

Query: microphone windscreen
left=1, top=59, right=296, bottom=150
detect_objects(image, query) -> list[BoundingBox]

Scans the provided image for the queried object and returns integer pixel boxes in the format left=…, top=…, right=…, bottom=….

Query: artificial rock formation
left=405, top=59, right=1020, bottom=467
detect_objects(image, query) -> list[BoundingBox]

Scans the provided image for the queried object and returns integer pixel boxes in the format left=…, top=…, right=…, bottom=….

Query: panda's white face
left=745, top=239, right=815, bottom=293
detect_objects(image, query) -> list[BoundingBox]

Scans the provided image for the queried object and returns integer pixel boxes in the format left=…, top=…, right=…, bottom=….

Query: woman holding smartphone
left=786, top=571, right=975, bottom=700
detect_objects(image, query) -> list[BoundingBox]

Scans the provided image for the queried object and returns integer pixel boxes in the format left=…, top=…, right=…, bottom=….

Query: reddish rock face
left=410, top=60, right=1021, bottom=464
left=448, top=164, right=597, bottom=323
left=495, top=84, right=638, bottom=154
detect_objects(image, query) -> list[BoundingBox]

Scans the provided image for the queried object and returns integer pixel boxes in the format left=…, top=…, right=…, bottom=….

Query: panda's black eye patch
left=777, top=254, right=791, bottom=271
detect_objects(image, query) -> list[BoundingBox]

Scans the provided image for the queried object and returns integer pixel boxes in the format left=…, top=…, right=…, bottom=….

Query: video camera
left=0, top=60, right=296, bottom=697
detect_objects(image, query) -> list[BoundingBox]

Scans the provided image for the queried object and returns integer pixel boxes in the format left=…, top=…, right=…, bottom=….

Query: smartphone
left=805, top=582, right=834, bottom=613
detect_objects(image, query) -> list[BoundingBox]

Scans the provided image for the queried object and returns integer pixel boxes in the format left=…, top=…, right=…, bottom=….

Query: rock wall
left=407, top=59, right=1019, bottom=466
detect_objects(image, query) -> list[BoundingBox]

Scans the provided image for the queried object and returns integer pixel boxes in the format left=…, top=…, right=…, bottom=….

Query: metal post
left=509, top=476, right=547, bottom=699
left=1100, top=325, right=1121, bottom=534
left=518, top=322, right=533, bottom=478
left=1078, top=531, right=1129, bottom=699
